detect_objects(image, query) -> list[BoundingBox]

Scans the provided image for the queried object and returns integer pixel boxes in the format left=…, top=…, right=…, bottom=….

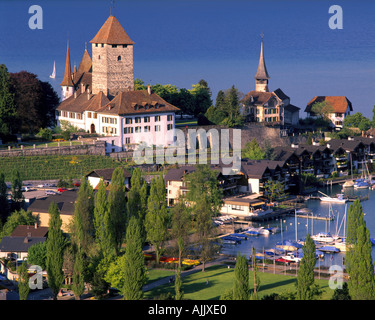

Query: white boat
left=319, top=191, right=347, bottom=203
left=49, top=61, right=56, bottom=79
left=281, top=252, right=302, bottom=263
left=311, top=232, right=339, bottom=243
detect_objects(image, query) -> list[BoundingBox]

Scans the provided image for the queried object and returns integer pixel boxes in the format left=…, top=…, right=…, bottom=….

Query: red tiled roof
left=305, top=96, right=353, bottom=113
left=90, top=15, right=135, bottom=45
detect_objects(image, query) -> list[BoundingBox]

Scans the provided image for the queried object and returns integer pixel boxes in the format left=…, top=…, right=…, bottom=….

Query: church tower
left=60, top=45, right=75, bottom=100
left=254, top=35, right=270, bottom=92
left=90, top=14, right=135, bottom=97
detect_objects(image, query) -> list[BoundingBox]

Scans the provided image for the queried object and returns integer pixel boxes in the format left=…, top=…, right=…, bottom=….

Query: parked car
left=57, top=188, right=68, bottom=193
left=45, top=190, right=57, bottom=195
left=37, top=184, right=45, bottom=188
left=21, top=186, right=31, bottom=192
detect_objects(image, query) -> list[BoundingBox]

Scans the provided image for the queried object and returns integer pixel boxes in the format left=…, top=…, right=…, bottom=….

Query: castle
left=56, top=14, right=179, bottom=152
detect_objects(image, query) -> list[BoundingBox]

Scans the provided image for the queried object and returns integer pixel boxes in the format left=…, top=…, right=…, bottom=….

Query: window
left=144, top=126, right=150, bottom=132
left=155, top=115, right=161, bottom=122
left=88, top=112, right=92, bottom=118
left=167, top=124, right=173, bottom=130
left=125, top=118, right=132, bottom=124
left=98, top=55, right=101, bottom=60
left=124, top=127, right=133, bottom=134
left=144, top=116, right=150, bottom=123
left=77, top=113, right=82, bottom=120
left=95, top=43, right=98, bottom=47
left=112, top=44, right=117, bottom=48
left=125, top=137, right=130, bottom=144
left=112, top=140, right=115, bottom=146
left=167, top=115, right=173, bottom=121
left=117, top=56, right=121, bottom=61
left=135, top=126, right=141, bottom=133
left=135, top=117, right=141, bottom=123
left=264, top=109, right=268, bottom=115
left=93, top=113, right=97, bottom=119
left=155, top=125, right=161, bottom=132
left=101, top=44, right=104, bottom=48
left=122, top=45, right=127, bottom=48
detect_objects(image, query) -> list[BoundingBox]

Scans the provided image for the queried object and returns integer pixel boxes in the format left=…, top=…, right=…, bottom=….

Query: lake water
left=220, top=184, right=375, bottom=269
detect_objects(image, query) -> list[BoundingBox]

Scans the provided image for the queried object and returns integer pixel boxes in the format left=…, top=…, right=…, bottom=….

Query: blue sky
left=1, top=0, right=375, bottom=118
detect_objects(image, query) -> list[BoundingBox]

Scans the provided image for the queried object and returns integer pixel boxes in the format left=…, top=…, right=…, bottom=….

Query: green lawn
left=144, top=265, right=334, bottom=300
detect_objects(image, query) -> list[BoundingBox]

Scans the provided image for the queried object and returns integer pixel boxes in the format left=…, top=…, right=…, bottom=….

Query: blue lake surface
left=220, top=184, right=375, bottom=269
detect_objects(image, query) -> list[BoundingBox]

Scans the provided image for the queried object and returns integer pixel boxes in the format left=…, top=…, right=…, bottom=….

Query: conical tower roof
left=90, top=15, right=134, bottom=45
left=254, top=37, right=270, bottom=80
left=77, top=49, right=92, bottom=74
left=60, top=46, right=74, bottom=87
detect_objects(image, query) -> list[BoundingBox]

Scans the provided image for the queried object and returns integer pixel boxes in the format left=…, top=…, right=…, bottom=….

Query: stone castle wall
left=0, top=141, right=106, bottom=158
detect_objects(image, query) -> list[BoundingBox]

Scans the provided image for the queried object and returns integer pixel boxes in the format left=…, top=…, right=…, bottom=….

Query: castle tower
left=254, top=35, right=270, bottom=92
left=90, top=14, right=135, bottom=96
left=60, top=45, right=75, bottom=100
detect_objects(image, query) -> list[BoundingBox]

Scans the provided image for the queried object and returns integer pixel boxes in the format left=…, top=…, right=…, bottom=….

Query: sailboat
left=49, top=61, right=56, bottom=79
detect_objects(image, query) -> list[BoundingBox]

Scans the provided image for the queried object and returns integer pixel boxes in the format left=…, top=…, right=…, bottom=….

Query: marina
left=219, top=183, right=375, bottom=269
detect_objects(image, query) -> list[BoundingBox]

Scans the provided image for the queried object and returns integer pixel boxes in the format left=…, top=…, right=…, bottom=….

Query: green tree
left=70, top=178, right=94, bottom=255
left=189, top=79, right=213, bottom=116
left=127, top=168, right=148, bottom=242
left=46, top=202, right=66, bottom=300
left=175, top=265, right=183, bottom=300
left=145, top=176, right=168, bottom=264
left=331, top=282, right=351, bottom=300
left=93, top=179, right=114, bottom=258
left=220, top=85, right=244, bottom=127
left=346, top=200, right=375, bottom=300
left=11, top=170, right=24, bottom=210
left=296, top=234, right=316, bottom=300
left=17, top=262, right=30, bottom=300
left=0, top=209, right=36, bottom=241
left=251, top=247, right=260, bottom=299
left=0, top=172, right=9, bottom=221
left=233, top=253, right=250, bottom=300
left=27, top=242, right=47, bottom=270
left=310, top=101, right=334, bottom=121
left=242, top=138, right=265, bottom=160
left=264, top=179, right=285, bottom=203
left=0, top=64, right=16, bottom=136
left=108, top=167, right=127, bottom=254
left=171, top=199, right=191, bottom=269
left=72, top=250, right=85, bottom=300
left=122, top=216, right=147, bottom=300
left=186, top=165, right=223, bottom=217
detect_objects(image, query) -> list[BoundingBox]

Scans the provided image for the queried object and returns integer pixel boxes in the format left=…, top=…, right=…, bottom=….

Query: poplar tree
left=145, top=176, right=168, bottom=264
left=345, top=199, right=375, bottom=299
left=296, top=234, right=316, bottom=300
left=46, top=202, right=65, bottom=300
left=72, top=251, right=85, bottom=300
left=93, top=179, right=114, bottom=258
left=122, top=216, right=147, bottom=300
left=127, top=167, right=148, bottom=242
left=18, top=262, right=30, bottom=300
left=0, top=172, right=9, bottom=221
left=108, top=167, right=127, bottom=254
left=233, top=253, right=250, bottom=300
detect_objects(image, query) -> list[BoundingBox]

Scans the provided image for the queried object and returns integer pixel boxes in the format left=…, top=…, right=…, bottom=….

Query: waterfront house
left=305, top=96, right=353, bottom=130
left=220, top=197, right=271, bottom=219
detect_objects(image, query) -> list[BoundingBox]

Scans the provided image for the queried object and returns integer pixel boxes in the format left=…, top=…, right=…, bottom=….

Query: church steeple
left=254, top=34, right=270, bottom=92
left=60, top=44, right=75, bottom=100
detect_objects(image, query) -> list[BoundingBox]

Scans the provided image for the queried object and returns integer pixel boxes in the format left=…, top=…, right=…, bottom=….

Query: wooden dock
left=295, top=214, right=334, bottom=221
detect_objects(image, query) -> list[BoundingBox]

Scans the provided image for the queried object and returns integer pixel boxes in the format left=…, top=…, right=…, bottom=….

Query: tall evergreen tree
left=175, top=265, right=183, bottom=300
left=17, top=262, right=30, bottom=300
left=233, top=253, right=250, bottom=300
left=46, top=202, right=65, bottom=300
left=0, top=172, right=9, bottom=222
left=296, top=234, right=316, bottom=300
left=0, top=64, right=16, bottom=136
left=122, top=216, right=147, bottom=300
left=346, top=200, right=375, bottom=300
left=145, top=176, right=168, bottom=264
left=72, top=250, right=85, bottom=300
left=108, top=167, right=127, bottom=254
left=11, top=170, right=24, bottom=211
left=93, top=179, right=114, bottom=258
left=71, top=178, right=94, bottom=255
